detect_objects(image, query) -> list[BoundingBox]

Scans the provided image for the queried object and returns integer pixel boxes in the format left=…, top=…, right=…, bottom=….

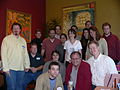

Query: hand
left=25, top=68, right=30, bottom=72
left=30, top=67, right=37, bottom=73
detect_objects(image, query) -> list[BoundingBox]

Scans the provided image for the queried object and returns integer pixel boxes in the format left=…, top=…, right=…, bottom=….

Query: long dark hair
left=81, top=28, right=90, bottom=47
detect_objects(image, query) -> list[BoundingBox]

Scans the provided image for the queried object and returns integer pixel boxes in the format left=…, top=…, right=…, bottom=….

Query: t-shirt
left=49, top=78, right=56, bottom=90
left=64, top=40, right=82, bottom=61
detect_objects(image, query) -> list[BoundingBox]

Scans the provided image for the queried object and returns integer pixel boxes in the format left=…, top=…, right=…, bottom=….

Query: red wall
left=0, top=0, right=46, bottom=45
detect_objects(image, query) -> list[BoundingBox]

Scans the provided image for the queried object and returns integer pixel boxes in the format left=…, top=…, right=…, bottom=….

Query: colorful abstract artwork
left=6, top=9, right=31, bottom=43
left=63, top=2, right=95, bottom=36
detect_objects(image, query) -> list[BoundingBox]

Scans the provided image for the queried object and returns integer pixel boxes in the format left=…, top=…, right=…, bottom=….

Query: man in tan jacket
left=35, top=61, right=63, bottom=90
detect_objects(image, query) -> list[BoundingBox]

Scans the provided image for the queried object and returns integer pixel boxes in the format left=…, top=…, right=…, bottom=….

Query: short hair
left=48, top=61, right=60, bottom=70
left=11, top=22, right=22, bottom=30
left=71, top=25, right=78, bottom=30
left=60, top=33, right=67, bottom=40
left=88, top=40, right=99, bottom=48
left=102, top=22, right=111, bottom=29
left=68, top=29, right=77, bottom=38
left=35, top=29, right=41, bottom=34
left=85, top=20, right=92, bottom=26
left=54, top=25, right=61, bottom=30
left=30, top=43, right=37, bottom=48
left=70, top=51, right=82, bottom=59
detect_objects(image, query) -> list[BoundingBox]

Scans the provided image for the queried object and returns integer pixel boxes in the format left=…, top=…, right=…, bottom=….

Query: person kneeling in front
left=35, top=61, right=64, bottom=90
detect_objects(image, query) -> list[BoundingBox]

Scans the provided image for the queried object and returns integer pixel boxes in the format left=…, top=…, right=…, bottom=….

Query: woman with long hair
left=81, top=28, right=90, bottom=60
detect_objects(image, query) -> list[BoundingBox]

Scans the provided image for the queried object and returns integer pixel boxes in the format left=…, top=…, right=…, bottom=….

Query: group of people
left=0, top=21, right=120, bottom=90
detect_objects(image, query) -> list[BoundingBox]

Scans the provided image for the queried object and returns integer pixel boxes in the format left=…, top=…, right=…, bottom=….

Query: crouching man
left=35, top=61, right=64, bottom=90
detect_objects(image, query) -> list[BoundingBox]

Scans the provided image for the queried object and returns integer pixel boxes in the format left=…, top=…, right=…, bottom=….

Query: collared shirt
left=29, top=53, right=44, bottom=71
left=87, top=53, right=118, bottom=86
left=1, top=34, right=30, bottom=71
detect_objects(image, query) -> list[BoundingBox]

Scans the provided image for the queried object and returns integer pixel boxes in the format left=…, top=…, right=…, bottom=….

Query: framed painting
left=6, top=9, right=31, bottom=43
left=63, top=2, right=95, bottom=36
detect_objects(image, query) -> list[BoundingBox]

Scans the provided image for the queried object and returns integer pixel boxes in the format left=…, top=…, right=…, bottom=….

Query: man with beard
left=1, top=23, right=30, bottom=90
left=41, top=29, right=61, bottom=62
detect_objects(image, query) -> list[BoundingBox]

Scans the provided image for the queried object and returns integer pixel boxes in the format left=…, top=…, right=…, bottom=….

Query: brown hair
left=89, top=26, right=101, bottom=41
left=102, top=22, right=111, bottom=29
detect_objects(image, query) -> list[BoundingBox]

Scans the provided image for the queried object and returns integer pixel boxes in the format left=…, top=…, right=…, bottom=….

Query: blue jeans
left=5, top=70, right=25, bottom=90
left=22, top=71, right=42, bottom=90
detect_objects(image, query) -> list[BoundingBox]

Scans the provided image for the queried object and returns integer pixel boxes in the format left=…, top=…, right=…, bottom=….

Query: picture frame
left=63, top=2, right=95, bottom=36
left=6, top=9, right=32, bottom=43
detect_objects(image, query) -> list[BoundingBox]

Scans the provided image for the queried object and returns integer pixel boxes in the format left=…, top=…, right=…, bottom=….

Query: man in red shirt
left=102, top=22, right=120, bottom=64
left=41, top=29, right=61, bottom=62
left=65, top=51, right=92, bottom=90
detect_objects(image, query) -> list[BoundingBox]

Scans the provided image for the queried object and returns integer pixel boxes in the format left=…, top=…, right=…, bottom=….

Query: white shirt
left=64, top=40, right=82, bottom=61
left=87, top=53, right=118, bottom=86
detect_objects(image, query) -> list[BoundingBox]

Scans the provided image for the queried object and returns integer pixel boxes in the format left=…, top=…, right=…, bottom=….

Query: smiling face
left=52, top=52, right=59, bottom=61
left=90, top=29, right=96, bottom=38
left=88, top=43, right=100, bottom=56
left=71, top=53, right=81, bottom=67
left=49, top=30, right=55, bottom=39
left=55, top=26, right=61, bottom=35
left=35, top=31, right=41, bottom=39
left=83, top=30, right=89, bottom=39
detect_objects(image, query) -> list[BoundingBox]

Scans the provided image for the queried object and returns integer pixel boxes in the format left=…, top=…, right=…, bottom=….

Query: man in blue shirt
left=22, top=43, right=44, bottom=90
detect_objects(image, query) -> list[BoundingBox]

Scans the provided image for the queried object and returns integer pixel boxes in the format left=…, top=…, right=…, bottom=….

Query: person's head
left=55, top=25, right=61, bottom=35
left=70, top=51, right=82, bottom=67
left=51, top=51, right=60, bottom=61
left=49, top=29, right=56, bottom=39
left=30, top=43, right=37, bottom=55
left=71, top=25, right=78, bottom=32
left=81, top=28, right=90, bottom=39
left=102, top=22, right=111, bottom=35
left=60, top=33, right=67, bottom=44
left=68, top=29, right=77, bottom=39
left=11, top=23, right=22, bottom=36
left=89, top=26, right=101, bottom=41
left=48, top=61, right=60, bottom=79
left=88, top=40, right=100, bottom=57
left=35, top=29, right=41, bottom=39
left=85, top=20, right=92, bottom=29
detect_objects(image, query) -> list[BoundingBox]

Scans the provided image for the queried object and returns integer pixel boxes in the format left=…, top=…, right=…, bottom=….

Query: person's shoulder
left=3, top=34, right=12, bottom=40
left=81, top=60, right=90, bottom=67
left=87, top=57, right=94, bottom=64
left=43, top=38, right=49, bottom=42
left=37, top=72, right=48, bottom=80
left=110, top=34, right=119, bottom=40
